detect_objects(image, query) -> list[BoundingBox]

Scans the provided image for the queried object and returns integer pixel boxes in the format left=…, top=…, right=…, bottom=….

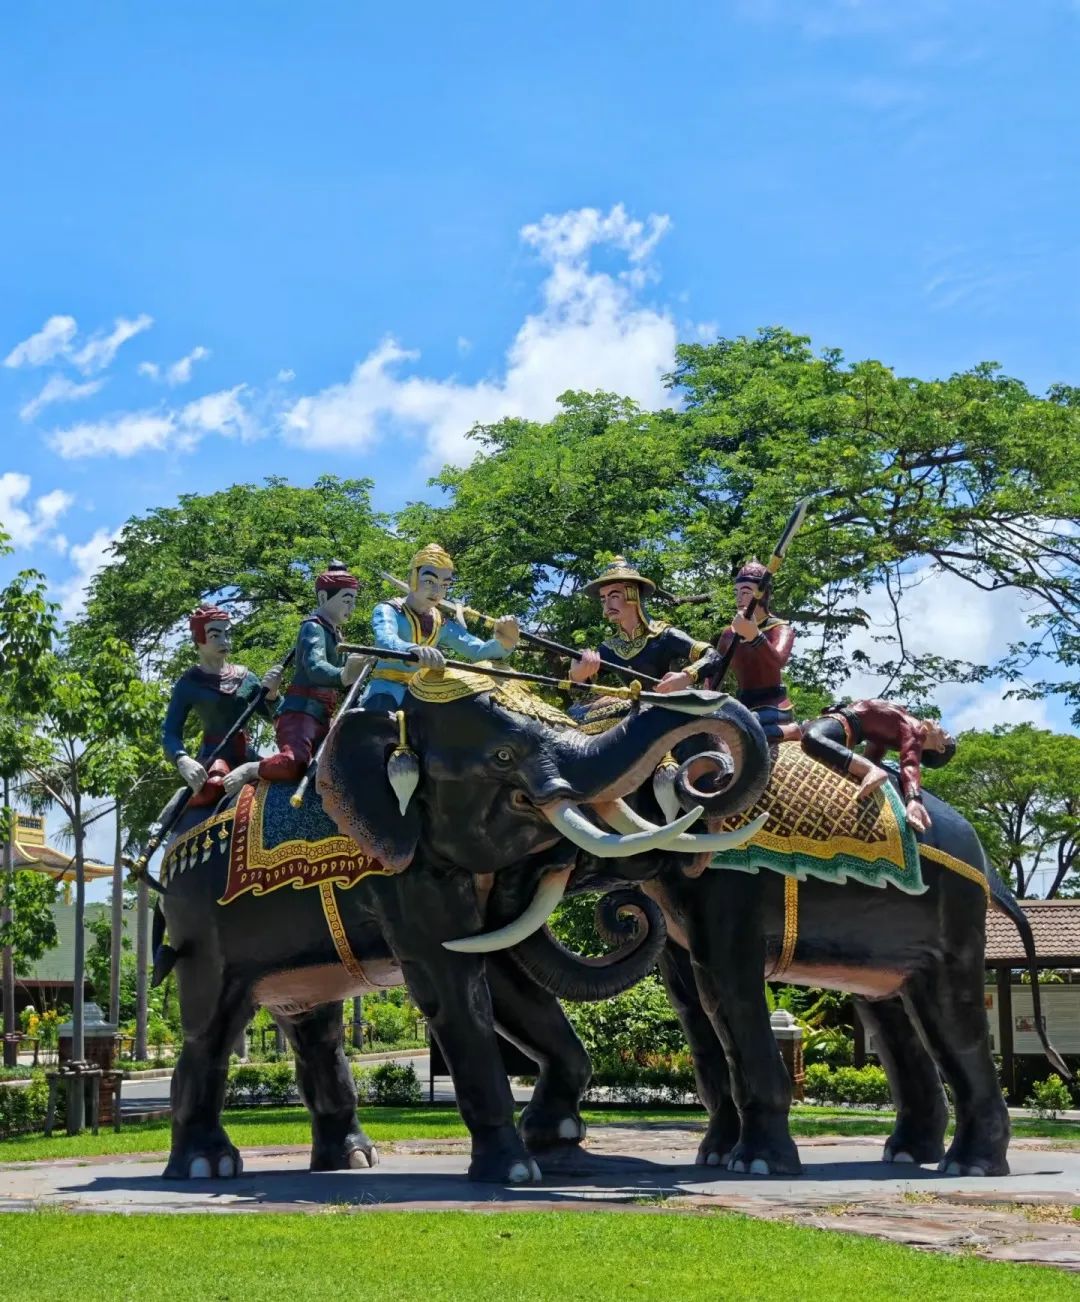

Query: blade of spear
left=708, top=496, right=812, bottom=686
left=378, top=571, right=662, bottom=686
left=289, top=656, right=375, bottom=808
left=130, top=646, right=297, bottom=881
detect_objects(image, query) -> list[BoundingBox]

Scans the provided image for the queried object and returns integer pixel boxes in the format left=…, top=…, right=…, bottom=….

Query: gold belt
left=371, top=666, right=416, bottom=684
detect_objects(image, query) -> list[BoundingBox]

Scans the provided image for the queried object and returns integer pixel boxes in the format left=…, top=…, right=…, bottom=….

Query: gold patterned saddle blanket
left=161, top=779, right=395, bottom=905
left=709, top=743, right=926, bottom=894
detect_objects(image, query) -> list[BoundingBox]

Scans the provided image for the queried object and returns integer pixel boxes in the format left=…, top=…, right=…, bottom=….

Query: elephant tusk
left=542, top=799, right=705, bottom=858
left=652, top=763, right=682, bottom=824
left=599, top=798, right=769, bottom=855
left=443, top=867, right=573, bottom=953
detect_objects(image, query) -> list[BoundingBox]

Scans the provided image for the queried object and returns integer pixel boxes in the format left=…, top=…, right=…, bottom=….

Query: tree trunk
left=109, top=805, right=123, bottom=1026
left=134, top=878, right=148, bottom=1061
left=2, top=776, right=16, bottom=1069
left=67, top=790, right=87, bottom=1134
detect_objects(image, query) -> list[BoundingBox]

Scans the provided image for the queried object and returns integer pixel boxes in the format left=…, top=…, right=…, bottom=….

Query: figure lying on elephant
left=153, top=669, right=766, bottom=1182
left=460, top=700, right=1066, bottom=1179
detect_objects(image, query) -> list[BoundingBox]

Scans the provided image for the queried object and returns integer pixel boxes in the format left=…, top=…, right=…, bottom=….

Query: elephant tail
left=985, top=852, right=1072, bottom=1081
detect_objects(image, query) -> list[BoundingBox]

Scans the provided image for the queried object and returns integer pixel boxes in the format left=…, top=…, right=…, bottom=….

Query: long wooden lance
left=289, top=657, right=375, bottom=808
left=709, top=496, right=812, bottom=685
left=378, top=572, right=662, bottom=687
left=338, top=643, right=685, bottom=705
left=131, top=646, right=297, bottom=877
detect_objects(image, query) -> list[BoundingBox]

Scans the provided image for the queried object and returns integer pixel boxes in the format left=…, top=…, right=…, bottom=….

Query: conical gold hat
left=581, top=555, right=656, bottom=600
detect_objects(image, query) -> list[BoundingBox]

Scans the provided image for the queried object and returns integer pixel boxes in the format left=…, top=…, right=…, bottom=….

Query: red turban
left=189, top=604, right=231, bottom=644
left=315, top=561, right=359, bottom=594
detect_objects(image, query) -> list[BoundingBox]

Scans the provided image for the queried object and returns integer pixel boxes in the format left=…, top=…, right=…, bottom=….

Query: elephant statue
left=461, top=713, right=1067, bottom=1179
left=153, top=669, right=768, bottom=1183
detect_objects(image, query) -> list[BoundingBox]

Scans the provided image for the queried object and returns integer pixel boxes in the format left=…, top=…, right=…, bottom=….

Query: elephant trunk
left=505, top=889, right=667, bottom=1002
left=550, top=696, right=769, bottom=810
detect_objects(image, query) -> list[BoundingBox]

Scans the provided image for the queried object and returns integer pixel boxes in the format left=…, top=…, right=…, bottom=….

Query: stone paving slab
left=2, top=1128, right=1080, bottom=1270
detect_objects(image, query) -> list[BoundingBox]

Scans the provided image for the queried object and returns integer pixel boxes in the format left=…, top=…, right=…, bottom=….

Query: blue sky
left=1, top=3, right=1077, bottom=880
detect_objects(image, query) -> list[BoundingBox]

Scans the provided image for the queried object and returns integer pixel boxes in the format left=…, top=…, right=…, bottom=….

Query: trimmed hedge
left=221, top=1059, right=423, bottom=1109
left=803, top=1062, right=891, bottom=1107
left=0, top=1075, right=49, bottom=1139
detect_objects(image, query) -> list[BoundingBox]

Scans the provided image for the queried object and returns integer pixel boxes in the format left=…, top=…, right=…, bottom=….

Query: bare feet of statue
left=222, top=761, right=261, bottom=797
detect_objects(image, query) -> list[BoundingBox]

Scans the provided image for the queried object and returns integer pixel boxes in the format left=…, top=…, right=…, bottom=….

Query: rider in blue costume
left=361, top=543, right=521, bottom=712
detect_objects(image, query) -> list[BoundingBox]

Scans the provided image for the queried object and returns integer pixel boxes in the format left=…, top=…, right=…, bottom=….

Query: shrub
left=801, top=1063, right=891, bottom=1108
left=1026, top=1074, right=1073, bottom=1120
left=0, top=1076, right=49, bottom=1138
left=263, top=1060, right=296, bottom=1106
left=364, top=1001, right=409, bottom=1046
left=352, top=1061, right=422, bottom=1106
left=565, top=976, right=687, bottom=1072
left=225, top=1064, right=270, bottom=1108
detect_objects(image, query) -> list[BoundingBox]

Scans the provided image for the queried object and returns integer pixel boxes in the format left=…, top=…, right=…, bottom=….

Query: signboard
left=984, top=983, right=1080, bottom=1055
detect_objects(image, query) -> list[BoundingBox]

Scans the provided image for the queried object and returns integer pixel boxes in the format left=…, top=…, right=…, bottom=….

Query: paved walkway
left=3, top=1127, right=1080, bottom=1270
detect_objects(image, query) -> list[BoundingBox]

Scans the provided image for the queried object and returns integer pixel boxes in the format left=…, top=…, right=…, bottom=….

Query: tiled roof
left=11, top=840, right=113, bottom=879
left=985, top=899, right=1080, bottom=964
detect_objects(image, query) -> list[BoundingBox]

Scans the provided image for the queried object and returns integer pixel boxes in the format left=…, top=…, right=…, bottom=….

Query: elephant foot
left=725, top=1131, right=802, bottom=1177
left=882, top=1122, right=946, bottom=1167
left=519, top=1102, right=587, bottom=1153
left=695, top=1109, right=741, bottom=1167
left=163, top=1132, right=243, bottom=1180
left=937, top=1142, right=1008, bottom=1178
left=310, top=1124, right=380, bottom=1172
left=469, top=1126, right=543, bottom=1184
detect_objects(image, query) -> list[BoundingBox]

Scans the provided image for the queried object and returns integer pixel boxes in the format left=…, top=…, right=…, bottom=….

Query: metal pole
left=134, top=879, right=149, bottom=1061
left=2, top=777, right=16, bottom=1069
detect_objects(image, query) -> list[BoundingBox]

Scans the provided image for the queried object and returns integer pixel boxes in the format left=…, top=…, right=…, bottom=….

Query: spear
left=379, top=572, right=662, bottom=686
left=709, top=497, right=812, bottom=685
left=130, top=647, right=296, bottom=878
left=289, top=657, right=375, bottom=808
left=337, top=642, right=686, bottom=705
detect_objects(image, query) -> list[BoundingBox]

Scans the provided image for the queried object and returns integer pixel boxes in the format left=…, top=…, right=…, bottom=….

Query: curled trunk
left=507, top=888, right=666, bottom=1001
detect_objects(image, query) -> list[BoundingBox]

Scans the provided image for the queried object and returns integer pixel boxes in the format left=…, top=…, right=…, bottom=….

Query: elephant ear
left=316, top=709, right=420, bottom=872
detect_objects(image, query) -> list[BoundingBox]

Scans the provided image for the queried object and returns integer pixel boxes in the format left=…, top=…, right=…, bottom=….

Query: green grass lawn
left=3, top=1104, right=1078, bottom=1164
left=0, top=1210, right=1072, bottom=1301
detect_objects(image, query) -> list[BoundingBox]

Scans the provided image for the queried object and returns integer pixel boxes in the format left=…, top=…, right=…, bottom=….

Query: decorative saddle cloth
left=709, top=743, right=926, bottom=895
left=160, top=779, right=393, bottom=905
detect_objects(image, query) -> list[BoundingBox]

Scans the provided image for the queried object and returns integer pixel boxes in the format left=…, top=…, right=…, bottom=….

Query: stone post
left=770, top=1009, right=805, bottom=1101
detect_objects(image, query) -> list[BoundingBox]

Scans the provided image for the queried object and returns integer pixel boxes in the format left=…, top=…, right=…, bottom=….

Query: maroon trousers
left=258, top=711, right=328, bottom=783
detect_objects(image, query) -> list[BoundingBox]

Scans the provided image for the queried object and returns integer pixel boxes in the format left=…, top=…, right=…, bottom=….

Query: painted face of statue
left=412, top=564, right=453, bottom=613
left=922, top=720, right=948, bottom=753
left=598, top=582, right=635, bottom=625
left=734, top=581, right=759, bottom=613
left=318, top=587, right=358, bottom=627
left=198, top=619, right=232, bottom=671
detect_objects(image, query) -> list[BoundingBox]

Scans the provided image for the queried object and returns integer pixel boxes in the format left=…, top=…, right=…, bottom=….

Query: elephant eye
left=494, top=747, right=514, bottom=765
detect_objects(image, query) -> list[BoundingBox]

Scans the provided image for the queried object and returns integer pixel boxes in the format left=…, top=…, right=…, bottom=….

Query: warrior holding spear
left=360, top=543, right=520, bottom=712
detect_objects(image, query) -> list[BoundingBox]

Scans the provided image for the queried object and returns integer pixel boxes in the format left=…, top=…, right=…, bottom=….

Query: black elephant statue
left=460, top=717, right=1067, bottom=1179
left=152, top=669, right=767, bottom=1183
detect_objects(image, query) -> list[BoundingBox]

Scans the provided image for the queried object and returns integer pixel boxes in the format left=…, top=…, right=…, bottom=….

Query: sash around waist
left=370, top=666, right=417, bottom=685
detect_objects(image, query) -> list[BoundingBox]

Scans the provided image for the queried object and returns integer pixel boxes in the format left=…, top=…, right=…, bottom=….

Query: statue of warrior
left=258, top=562, right=368, bottom=783
left=570, top=557, right=715, bottom=705
left=700, top=560, right=797, bottom=742
left=360, top=543, right=520, bottom=712
left=801, top=700, right=956, bottom=832
left=162, top=605, right=283, bottom=807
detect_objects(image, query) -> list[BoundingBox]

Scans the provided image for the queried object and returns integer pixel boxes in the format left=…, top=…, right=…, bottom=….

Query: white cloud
left=283, top=203, right=682, bottom=466
left=276, top=368, right=295, bottom=383
left=56, top=527, right=121, bottom=619
left=0, top=473, right=75, bottom=548
left=140, top=345, right=210, bottom=387
left=71, top=314, right=153, bottom=374
left=48, top=386, right=255, bottom=459
left=19, top=374, right=105, bottom=422
left=3, top=315, right=78, bottom=368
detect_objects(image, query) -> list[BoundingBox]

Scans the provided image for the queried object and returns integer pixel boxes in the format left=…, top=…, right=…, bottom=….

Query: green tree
left=924, top=724, right=1080, bottom=897
left=0, top=870, right=58, bottom=976
left=0, top=528, right=58, bottom=1065
left=81, top=475, right=399, bottom=682
left=18, top=637, right=162, bottom=1125
left=400, top=330, right=1079, bottom=712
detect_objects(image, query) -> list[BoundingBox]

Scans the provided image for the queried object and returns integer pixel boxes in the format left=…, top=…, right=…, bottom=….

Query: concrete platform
left=4, top=1126, right=1080, bottom=1268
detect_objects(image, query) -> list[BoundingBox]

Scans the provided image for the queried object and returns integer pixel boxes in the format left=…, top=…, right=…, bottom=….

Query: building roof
left=985, top=899, right=1080, bottom=965
left=8, top=812, right=113, bottom=881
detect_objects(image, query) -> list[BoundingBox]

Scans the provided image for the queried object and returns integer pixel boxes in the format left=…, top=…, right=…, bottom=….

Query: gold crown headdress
left=409, top=542, right=455, bottom=590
